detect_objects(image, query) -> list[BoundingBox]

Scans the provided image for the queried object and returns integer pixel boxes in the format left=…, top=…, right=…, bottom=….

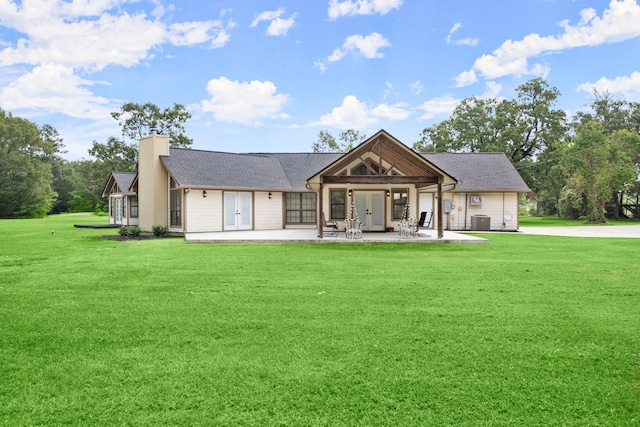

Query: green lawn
left=1, top=215, right=639, bottom=426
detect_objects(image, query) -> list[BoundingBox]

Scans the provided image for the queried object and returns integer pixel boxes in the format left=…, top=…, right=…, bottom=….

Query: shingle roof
left=161, top=148, right=298, bottom=190
left=256, top=152, right=343, bottom=189
left=162, top=149, right=343, bottom=190
left=158, top=148, right=529, bottom=192
left=422, top=152, right=530, bottom=192
left=111, top=172, right=137, bottom=196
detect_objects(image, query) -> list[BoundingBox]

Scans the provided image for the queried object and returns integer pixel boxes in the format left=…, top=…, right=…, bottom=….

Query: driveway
left=518, top=224, right=640, bottom=238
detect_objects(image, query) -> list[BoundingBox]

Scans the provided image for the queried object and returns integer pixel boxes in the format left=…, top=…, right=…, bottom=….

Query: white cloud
left=0, top=11, right=166, bottom=71
left=314, top=59, right=328, bottom=73
left=382, top=81, right=393, bottom=99
left=447, top=23, right=462, bottom=44
left=251, top=8, right=296, bottom=36
left=417, top=95, right=460, bottom=120
left=0, top=64, right=115, bottom=119
left=371, top=102, right=411, bottom=120
left=327, top=32, right=391, bottom=62
left=456, top=0, right=640, bottom=86
left=447, top=22, right=479, bottom=46
left=328, top=0, right=403, bottom=19
left=315, top=96, right=378, bottom=128
left=455, top=69, right=477, bottom=87
left=251, top=9, right=285, bottom=26
left=482, top=81, right=503, bottom=99
left=455, top=37, right=480, bottom=47
left=266, top=15, right=296, bottom=36
left=578, top=71, right=640, bottom=99
left=313, top=95, right=410, bottom=129
left=0, top=1, right=236, bottom=121
left=0, top=2, right=234, bottom=69
left=168, top=21, right=230, bottom=48
left=201, top=77, right=290, bottom=125
left=410, top=80, right=423, bottom=95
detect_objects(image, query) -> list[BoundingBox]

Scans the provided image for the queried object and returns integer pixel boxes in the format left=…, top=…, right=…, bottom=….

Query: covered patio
left=185, top=229, right=487, bottom=244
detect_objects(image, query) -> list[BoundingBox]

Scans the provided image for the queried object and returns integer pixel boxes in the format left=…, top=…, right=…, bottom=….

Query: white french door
left=224, top=192, right=252, bottom=230
left=354, top=191, right=385, bottom=231
left=114, top=198, right=122, bottom=225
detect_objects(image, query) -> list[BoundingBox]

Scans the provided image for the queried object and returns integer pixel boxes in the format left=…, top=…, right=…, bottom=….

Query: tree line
left=2, top=79, right=639, bottom=221
left=409, top=78, right=640, bottom=222
left=0, top=103, right=191, bottom=218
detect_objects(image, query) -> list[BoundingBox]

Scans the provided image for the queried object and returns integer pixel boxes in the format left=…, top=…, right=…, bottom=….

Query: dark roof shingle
left=111, top=172, right=137, bottom=196
left=422, top=152, right=530, bottom=192
left=158, top=148, right=529, bottom=192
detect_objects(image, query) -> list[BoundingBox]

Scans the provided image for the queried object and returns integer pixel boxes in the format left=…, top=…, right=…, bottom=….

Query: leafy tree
left=414, top=78, right=567, bottom=167
left=0, top=109, right=57, bottom=217
left=563, top=122, right=638, bottom=222
left=312, top=129, right=366, bottom=152
left=574, top=90, right=640, bottom=135
left=88, top=136, right=138, bottom=174
left=111, top=102, right=192, bottom=147
left=572, top=91, right=640, bottom=218
left=38, top=123, right=75, bottom=214
left=79, top=137, right=138, bottom=212
left=72, top=102, right=192, bottom=213
left=67, top=160, right=107, bottom=212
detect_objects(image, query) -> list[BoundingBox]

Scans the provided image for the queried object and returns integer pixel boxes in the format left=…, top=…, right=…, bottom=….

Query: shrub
left=152, top=225, right=169, bottom=238
left=118, top=225, right=141, bottom=237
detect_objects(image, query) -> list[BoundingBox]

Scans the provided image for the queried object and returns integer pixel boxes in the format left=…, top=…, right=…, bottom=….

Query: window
left=286, top=193, right=316, bottom=224
left=122, top=197, right=127, bottom=218
left=392, top=189, right=408, bottom=219
left=351, top=160, right=385, bottom=176
left=130, top=197, right=138, bottom=218
left=351, top=163, right=368, bottom=176
left=170, top=178, right=182, bottom=227
left=330, top=189, right=346, bottom=220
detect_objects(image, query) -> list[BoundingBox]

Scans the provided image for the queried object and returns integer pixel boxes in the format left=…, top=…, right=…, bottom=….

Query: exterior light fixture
left=268, top=192, right=272, bottom=199
left=348, top=189, right=352, bottom=197
left=203, top=190, right=207, bottom=198
left=386, top=189, right=390, bottom=197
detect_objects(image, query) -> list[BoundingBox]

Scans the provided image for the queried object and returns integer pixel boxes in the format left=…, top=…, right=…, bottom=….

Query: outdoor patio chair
left=418, top=211, right=427, bottom=228
left=344, top=218, right=363, bottom=239
left=322, top=212, right=338, bottom=236
left=399, top=218, right=417, bottom=238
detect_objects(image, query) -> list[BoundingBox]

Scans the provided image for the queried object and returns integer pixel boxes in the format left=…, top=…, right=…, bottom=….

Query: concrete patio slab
left=185, top=229, right=487, bottom=244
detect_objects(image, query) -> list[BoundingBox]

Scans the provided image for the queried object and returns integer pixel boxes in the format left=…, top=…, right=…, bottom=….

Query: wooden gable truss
left=308, top=130, right=457, bottom=239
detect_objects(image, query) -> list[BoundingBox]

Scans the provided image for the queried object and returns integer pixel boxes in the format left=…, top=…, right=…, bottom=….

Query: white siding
left=254, top=192, right=283, bottom=230
left=185, top=190, right=223, bottom=232
left=445, top=192, right=519, bottom=231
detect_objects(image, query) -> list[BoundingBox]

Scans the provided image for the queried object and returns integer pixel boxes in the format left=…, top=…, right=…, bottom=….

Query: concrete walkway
left=185, top=228, right=487, bottom=244
left=518, top=224, right=640, bottom=238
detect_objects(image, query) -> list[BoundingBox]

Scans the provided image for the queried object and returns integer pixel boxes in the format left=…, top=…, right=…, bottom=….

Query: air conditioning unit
left=470, top=195, right=483, bottom=205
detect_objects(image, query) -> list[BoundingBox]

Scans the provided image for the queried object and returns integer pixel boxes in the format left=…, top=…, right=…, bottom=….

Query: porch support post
left=437, top=183, right=443, bottom=239
left=318, top=183, right=324, bottom=238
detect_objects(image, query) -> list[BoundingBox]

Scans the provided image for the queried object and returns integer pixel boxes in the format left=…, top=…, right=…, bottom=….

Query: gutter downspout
left=464, top=193, right=468, bottom=231
left=317, top=182, right=323, bottom=238
left=502, top=192, right=505, bottom=231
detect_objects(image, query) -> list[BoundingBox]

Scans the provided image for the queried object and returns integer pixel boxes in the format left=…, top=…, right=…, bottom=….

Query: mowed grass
left=1, top=215, right=639, bottom=426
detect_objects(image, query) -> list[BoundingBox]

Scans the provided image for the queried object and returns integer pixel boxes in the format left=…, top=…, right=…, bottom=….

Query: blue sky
left=0, top=0, right=639, bottom=160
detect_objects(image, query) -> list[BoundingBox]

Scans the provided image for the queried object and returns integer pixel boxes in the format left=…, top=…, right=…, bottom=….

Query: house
left=102, top=129, right=530, bottom=238
left=102, top=171, right=137, bottom=226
